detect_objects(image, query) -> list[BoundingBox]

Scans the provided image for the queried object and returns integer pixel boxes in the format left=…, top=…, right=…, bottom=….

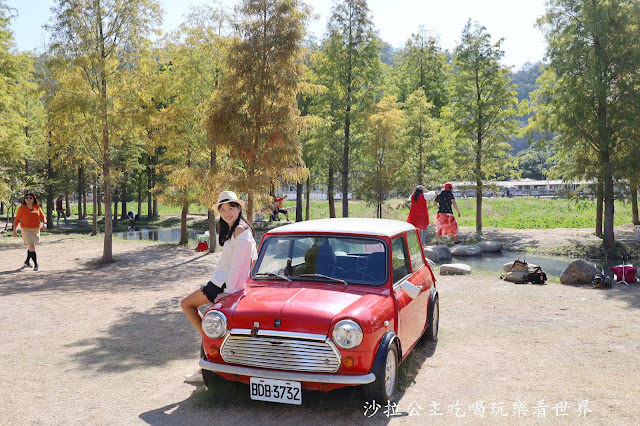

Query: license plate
left=250, top=377, right=302, bottom=405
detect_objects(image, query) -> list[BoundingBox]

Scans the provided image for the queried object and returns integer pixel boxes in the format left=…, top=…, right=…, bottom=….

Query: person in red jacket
left=407, top=185, right=430, bottom=244
left=272, top=194, right=290, bottom=221
left=13, top=191, right=47, bottom=271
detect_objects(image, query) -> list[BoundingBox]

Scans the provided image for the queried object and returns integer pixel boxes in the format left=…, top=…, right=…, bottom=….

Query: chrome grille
left=221, top=333, right=341, bottom=373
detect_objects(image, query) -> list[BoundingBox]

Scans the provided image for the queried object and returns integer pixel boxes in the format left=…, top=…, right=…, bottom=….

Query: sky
left=6, top=0, right=548, bottom=70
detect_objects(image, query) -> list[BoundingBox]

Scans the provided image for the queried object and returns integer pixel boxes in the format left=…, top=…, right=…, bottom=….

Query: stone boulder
left=450, top=244, right=482, bottom=256
left=477, top=241, right=503, bottom=252
left=77, top=219, right=91, bottom=228
left=560, top=259, right=600, bottom=284
left=423, top=247, right=440, bottom=263
left=440, top=263, right=472, bottom=275
left=429, top=245, right=451, bottom=260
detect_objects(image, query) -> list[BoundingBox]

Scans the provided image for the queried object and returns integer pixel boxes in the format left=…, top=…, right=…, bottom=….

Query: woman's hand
left=12, top=230, right=17, bottom=237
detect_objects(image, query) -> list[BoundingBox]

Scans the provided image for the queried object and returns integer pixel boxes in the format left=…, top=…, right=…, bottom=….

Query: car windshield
left=252, top=235, right=388, bottom=286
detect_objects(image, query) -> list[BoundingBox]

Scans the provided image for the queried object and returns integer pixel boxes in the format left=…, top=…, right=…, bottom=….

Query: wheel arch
left=370, top=330, right=401, bottom=373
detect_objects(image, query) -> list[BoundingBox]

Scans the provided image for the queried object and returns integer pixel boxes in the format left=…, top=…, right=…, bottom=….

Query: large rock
left=440, top=263, right=472, bottom=275
left=429, top=245, right=451, bottom=260
left=560, top=259, right=600, bottom=284
left=423, top=247, right=440, bottom=263
left=450, top=244, right=482, bottom=256
left=477, top=241, right=503, bottom=252
left=77, top=219, right=91, bottom=228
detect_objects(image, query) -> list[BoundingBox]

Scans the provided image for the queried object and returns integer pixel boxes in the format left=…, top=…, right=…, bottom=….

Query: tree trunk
left=153, top=197, right=158, bottom=217
left=342, top=112, right=350, bottom=218
left=65, top=194, right=71, bottom=217
left=113, top=190, right=118, bottom=222
left=247, top=192, right=254, bottom=225
left=121, top=175, right=127, bottom=220
left=137, top=171, right=142, bottom=217
left=601, top=152, right=615, bottom=250
left=328, top=166, right=336, bottom=218
left=180, top=200, right=189, bottom=245
left=46, top=151, right=54, bottom=229
left=147, top=156, right=153, bottom=218
left=77, top=167, right=83, bottom=220
left=631, top=184, right=639, bottom=226
left=475, top=135, right=483, bottom=233
left=305, top=176, right=310, bottom=221
left=295, top=182, right=303, bottom=222
left=595, top=178, right=603, bottom=237
left=92, top=174, right=98, bottom=236
left=97, top=186, right=102, bottom=216
left=208, top=209, right=217, bottom=252
left=82, top=177, right=87, bottom=218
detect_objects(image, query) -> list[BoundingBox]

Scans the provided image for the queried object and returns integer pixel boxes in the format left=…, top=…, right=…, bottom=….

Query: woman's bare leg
left=181, top=289, right=211, bottom=335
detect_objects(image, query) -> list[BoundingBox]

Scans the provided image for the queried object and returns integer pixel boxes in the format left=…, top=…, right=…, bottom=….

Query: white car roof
left=264, top=218, right=415, bottom=238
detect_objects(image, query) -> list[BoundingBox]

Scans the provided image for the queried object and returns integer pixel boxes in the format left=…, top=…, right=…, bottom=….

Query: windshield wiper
left=255, top=273, right=292, bottom=283
left=299, top=274, right=348, bottom=287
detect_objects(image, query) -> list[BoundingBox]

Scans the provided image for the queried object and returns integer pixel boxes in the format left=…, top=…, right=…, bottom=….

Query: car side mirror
left=399, top=281, right=421, bottom=299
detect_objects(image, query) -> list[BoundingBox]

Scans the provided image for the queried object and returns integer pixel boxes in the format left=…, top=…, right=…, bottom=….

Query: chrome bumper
left=199, top=358, right=375, bottom=385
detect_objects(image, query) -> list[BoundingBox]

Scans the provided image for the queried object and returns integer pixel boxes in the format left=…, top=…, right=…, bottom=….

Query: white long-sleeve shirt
left=210, top=229, right=258, bottom=294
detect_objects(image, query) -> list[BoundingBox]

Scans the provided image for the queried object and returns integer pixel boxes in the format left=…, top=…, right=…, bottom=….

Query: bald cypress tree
left=206, top=0, right=310, bottom=222
left=48, top=0, right=161, bottom=263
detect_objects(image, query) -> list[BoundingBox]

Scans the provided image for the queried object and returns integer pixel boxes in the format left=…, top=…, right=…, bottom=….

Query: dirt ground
left=1, top=226, right=639, bottom=425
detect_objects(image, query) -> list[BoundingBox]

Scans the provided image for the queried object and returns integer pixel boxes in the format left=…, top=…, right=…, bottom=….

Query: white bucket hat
left=213, top=190, right=245, bottom=214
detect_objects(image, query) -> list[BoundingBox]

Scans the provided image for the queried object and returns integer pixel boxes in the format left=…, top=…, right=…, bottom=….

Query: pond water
left=111, top=227, right=633, bottom=281
left=445, top=249, right=631, bottom=280
left=111, top=227, right=269, bottom=243
left=112, top=227, right=200, bottom=242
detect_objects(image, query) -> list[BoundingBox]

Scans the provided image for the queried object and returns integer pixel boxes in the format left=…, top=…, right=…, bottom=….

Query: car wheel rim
left=384, top=349, right=397, bottom=397
left=433, top=301, right=439, bottom=337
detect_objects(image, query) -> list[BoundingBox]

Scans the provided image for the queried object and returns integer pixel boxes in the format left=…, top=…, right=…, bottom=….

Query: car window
left=391, top=236, right=410, bottom=283
left=253, top=235, right=388, bottom=286
left=406, top=230, right=425, bottom=271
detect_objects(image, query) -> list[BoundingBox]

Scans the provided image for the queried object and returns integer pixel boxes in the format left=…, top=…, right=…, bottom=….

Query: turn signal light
left=209, top=346, right=220, bottom=358
left=342, top=357, right=354, bottom=368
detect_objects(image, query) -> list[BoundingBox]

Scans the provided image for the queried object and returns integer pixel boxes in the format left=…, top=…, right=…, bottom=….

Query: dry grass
left=1, top=232, right=640, bottom=424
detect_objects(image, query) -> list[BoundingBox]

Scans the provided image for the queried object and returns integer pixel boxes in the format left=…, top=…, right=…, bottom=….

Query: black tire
left=364, top=343, right=398, bottom=402
left=426, top=295, right=439, bottom=341
left=201, top=346, right=223, bottom=390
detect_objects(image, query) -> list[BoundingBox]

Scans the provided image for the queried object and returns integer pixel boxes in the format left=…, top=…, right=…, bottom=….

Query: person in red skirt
left=407, top=185, right=431, bottom=244
left=434, top=182, right=461, bottom=244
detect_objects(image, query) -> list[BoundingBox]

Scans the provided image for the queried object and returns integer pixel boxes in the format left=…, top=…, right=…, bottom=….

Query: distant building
left=450, top=179, right=591, bottom=198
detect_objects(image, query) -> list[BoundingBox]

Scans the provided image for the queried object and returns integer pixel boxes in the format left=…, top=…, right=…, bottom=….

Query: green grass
left=286, top=197, right=634, bottom=229
left=9, top=197, right=634, bottom=231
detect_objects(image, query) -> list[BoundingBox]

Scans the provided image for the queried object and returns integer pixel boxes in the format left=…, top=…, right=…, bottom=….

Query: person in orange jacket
left=13, top=191, right=47, bottom=271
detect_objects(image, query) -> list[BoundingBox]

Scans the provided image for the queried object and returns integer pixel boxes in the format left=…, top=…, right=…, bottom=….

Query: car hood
left=222, top=285, right=378, bottom=336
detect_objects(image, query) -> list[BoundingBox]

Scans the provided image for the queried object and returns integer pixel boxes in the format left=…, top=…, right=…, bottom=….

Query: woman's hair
left=22, top=192, right=39, bottom=206
left=218, top=202, right=253, bottom=246
left=413, top=186, right=424, bottom=202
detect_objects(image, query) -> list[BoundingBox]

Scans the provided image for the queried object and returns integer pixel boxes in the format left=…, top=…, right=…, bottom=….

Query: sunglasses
left=25, top=196, right=34, bottom=199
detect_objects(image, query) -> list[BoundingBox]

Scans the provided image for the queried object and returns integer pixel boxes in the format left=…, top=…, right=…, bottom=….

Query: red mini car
left=199, top=218, right=438, bottom=404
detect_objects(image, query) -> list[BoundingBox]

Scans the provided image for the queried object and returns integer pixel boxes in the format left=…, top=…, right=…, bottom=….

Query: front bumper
left=199, top=358, right=375, bottom=385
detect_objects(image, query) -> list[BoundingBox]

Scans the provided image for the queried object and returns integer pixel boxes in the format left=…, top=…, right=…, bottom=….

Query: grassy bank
left=22, top=196, right=635, bottom=229
left=297, top=197, right=634, bottom=229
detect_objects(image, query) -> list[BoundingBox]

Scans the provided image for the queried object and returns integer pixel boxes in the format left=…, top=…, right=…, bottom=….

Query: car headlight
left=202, top=311, right=228, bottom=338
left=332, top=319, right=363, bottom=349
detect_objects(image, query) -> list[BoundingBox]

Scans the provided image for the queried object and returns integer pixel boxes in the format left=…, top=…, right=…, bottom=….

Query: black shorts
left=201, top=282, right=226, bottom=303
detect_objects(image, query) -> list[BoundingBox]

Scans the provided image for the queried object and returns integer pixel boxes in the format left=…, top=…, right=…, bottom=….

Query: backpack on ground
left=502, top=259, right=547, bottom=284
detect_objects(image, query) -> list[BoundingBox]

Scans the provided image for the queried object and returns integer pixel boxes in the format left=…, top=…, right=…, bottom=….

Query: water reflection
left=113, top=227, right=199, bottom=242
left=445, top=250, right=629, bottom=279
left=112, top=227, right=269, bottom=243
